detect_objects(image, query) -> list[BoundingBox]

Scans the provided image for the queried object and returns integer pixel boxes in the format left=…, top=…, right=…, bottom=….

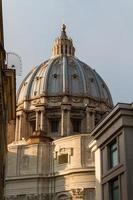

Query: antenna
left=6, top=52, right=22, bottom=76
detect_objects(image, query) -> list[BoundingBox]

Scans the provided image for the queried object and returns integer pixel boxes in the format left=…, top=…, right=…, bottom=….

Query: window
left=110, top=178, right=119, bottom=200
left=28, top=112, right=36, bottom=135
left=51, top=120, right=59, bottom=133
left=109, top=140, right=118, bottom=168
left=30, top=120, right=36, bottom=132
left=58, top=154, right=68, bottom=164
left=72, top=119, right=81, bottom=133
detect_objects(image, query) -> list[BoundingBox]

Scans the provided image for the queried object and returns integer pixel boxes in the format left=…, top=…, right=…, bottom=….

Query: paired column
left=61, top=104, right=71, bottom=136
left=35, top=107, right=46, bottom=132
left=86, top=106, right=95, bottom=133
left=15, top=111, right=25, bottom=141
left=35, top=110, right=40, bottom=131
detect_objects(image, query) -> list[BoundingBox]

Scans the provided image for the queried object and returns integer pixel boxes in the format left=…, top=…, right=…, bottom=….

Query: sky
left=2, top=0, right=133, bottom=104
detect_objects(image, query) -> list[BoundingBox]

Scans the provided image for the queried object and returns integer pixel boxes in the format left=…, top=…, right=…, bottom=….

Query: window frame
left=50, top=119, right=59, bottom=133
left=110, top=177, right=120, bottom=200
left=108, top=139, right=119, bottom=169
left=58, top=153, right=69, bottom=165
left=72, top=118, right=81, bottom=133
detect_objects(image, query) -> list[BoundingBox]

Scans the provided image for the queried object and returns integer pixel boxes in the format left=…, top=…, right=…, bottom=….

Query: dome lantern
left=52, top=24, right=75, bottom=57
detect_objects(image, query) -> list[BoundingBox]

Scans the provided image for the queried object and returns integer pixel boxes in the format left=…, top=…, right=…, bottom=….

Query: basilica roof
left=17, top=25, right=113, bottom=106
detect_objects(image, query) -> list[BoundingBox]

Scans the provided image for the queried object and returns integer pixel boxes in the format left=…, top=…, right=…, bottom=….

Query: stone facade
left=6, top=134, right=95, bottom=199
left=6, top=25, right=112, bottom=200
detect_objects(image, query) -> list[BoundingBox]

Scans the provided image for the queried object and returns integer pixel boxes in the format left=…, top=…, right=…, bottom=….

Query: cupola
left=52, top=24, right=75, bottom=57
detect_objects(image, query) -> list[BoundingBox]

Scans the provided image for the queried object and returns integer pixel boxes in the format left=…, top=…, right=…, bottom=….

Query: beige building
left=5, top=25, right=113, bottom=200
left=89, top=103, right=133, bottom=200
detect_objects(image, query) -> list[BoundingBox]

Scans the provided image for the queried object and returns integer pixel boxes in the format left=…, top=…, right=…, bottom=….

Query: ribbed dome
left=17, top=55, right=113, bottom=106
left=17, top=25, right=113, bottom=107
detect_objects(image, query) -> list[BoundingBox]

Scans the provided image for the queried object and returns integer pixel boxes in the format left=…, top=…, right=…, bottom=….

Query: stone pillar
left=19, top=112, right=26, bottom=140
left=7, top=119, right=16, bottom=144
left=61, top=107, right=66, bottom=136
left=35, top=110, right=41, bottom=131
left=61, top=104, right=71, bottom=136
left=20, top=111, right=27, bottom=139
left=15, top=115, right=19, bottom=141
left=35, top=107, right=46, bottom=133
left=40, top=109, right=44, bottom=131
left=86, top=106, right=95, bottom=133
left=40, top=107, right=46, bottom=132
left=67, top=106, right=71, bottom=136
left=71, top=188, right=84, bottom=200
left=17, top=114, right=22, bottom=140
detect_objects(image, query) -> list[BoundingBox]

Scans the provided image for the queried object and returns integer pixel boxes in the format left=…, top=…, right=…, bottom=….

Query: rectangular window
left=58, top=154, right=68, bottom=164
left=110, top=178, right=119, bottom=200
left=109, top=140, right=118, bottom=168
left=30, top=120, right=36, bottom=132
left=72, top=119, right=81, bottom=132
left=51, top=120, right=59, bottom=133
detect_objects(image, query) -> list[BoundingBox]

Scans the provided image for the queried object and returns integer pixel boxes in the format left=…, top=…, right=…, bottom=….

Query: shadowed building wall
left=0, top=1, right=16, bottom=199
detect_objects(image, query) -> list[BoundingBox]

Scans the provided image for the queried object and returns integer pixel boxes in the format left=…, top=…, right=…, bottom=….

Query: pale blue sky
left=2, top=0, right=133, bottom=104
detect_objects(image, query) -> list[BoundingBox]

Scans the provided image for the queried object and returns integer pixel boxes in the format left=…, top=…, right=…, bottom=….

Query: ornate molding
left=71, top=97, right=82, bottom=103
left=32, top=99, right=41, bottom=105
left=71, top=188, right=84, bottom=198
left=54, top=147, right=73, bottom=159
left=48, top=96, right=62, bottom=103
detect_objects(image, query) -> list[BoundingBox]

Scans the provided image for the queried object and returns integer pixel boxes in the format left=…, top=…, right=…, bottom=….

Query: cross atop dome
left=52, top=24, right=75, bottom=57
left=60, top=24, right=67, bottom=38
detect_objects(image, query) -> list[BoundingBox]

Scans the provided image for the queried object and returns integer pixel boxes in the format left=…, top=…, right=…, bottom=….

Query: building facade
left=0, top=0, right=16, bottom=199
left=89, top=103, right=133, bottom=200
left=5, top=25, right=113, bottom=200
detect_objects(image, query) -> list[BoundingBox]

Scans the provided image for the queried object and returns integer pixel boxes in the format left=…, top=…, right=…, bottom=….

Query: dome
left=13, top=24, right=113, bottom=142
left=17, top=56, right=112, bottom=106
left=17, top=25, right=113, bottom=107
